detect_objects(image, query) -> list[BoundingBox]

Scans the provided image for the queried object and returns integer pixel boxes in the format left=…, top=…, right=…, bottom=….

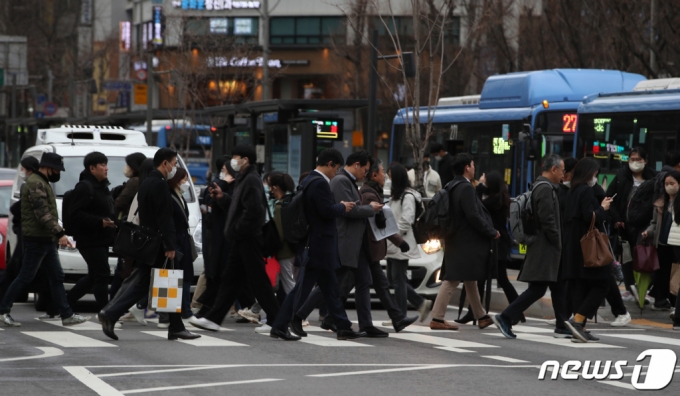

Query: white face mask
left=123, top=165, right=134, bottom=178
left=629, top=161, right=645, bottom=173
left=167, top=164, right=177, bottom=180
left=180, top=182, right=190, bottom=193
left=219, top=171, right=227, bottom=180
left=588, top=177, right=598, bottom=187
left=19, top=171, right=26, bottom=180
left=434, top=155, right=443, bottom=161
left=563, top=181, right=571, bottom=188
left=231, top=158, right=244, bottom=172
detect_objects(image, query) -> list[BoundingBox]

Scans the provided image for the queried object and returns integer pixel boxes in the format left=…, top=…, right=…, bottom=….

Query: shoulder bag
left=581, top=213, right=615, bottom=268
left=113, top=210, right=163, bottom=266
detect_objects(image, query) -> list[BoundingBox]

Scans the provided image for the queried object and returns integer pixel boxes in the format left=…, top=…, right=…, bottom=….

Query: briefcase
left=113, top=221, right=162, bottom=266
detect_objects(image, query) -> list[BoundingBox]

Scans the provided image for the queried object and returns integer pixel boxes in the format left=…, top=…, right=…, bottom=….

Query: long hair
left=571, top=158, right=600, bottom=190
left=168, top=168, right=188, bottom=191
left=389, top=163, right=411, bottom=200
left=663, top=171, right=680, bottom=225
left=485, top=171, right=510, bottom=218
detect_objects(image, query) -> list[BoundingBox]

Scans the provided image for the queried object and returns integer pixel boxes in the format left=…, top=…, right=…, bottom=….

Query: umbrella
left=633, top=271, right=653, bottom=311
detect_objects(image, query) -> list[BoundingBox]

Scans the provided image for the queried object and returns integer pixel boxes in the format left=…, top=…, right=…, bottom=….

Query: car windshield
left=53, top=157, right=195, bottom=203
left=0, top=186, right=11, bottom=217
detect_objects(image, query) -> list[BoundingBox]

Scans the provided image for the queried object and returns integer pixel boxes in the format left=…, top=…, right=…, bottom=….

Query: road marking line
left=434, top=346, right=476, bottom=353
left=120, top=378, right=283, bottom=394
left=598, top=334, right=680, bottom=347
left=509, top=325, right=554, bottom=334
left=485, top=333, right=624, bottom=348
left=141, top=331, right=248, bottom=347
left=63, top=366, right=124, bottom=396
left=598, top=380, right=636, bottom=390
left=97, top=365, right=246, bottom=378
left=260, top=332, right=372, bottom=347
left=481, top=355, right=530, bottom=363
left=0, top=347, right=63, bottom=362
left=23, top=331, right=117, bottom=348
left=391, top=333, right=500, bottom=349
left=308, top=364, right=453, bottom=377
left=37, top=319, right=109, bottom=331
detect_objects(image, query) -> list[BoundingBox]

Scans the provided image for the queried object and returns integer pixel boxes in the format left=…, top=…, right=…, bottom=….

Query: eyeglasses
left=556, top=168, right=566, bottom=174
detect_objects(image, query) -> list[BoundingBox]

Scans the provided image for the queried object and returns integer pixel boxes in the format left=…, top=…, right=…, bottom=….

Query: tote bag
left=581, top=213, right=614, bottom=268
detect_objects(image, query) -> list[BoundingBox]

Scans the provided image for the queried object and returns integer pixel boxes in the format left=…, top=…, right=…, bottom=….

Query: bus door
left=648, top=131, right=677, bottom=171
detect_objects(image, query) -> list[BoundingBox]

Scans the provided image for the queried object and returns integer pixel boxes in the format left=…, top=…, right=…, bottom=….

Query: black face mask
left=423, top=161, right=430, bottom=169
left=48, top=172, right=60, bottom=183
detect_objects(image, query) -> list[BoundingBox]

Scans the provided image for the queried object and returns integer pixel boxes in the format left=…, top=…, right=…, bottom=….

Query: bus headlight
left=421, top=239, right=441, bottom=255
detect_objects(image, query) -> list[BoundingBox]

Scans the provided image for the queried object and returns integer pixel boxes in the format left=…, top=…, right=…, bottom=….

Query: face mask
left=19, top=171, right=26, bottom=180
left=48, top=171, right=60, bottom=183
left=219, top=171, right=227, bottom=180
left=629, top=161, right=645, bottom=173
left=666, top=185, right=679, bottom=196
left=167, top=164, right=177, bottom=180
left=588, top=177, right=597, bottom=187
left=434, top=156, right=442, bottom=161
left=231, top=158, right=243, bottom=172
left=563, top=181, right=571, bottom=188
left=264, top=184, right=270, bottom=195
left=180, top=182, right=190, bottom=193
left=123, top=165, right=134, bottom=178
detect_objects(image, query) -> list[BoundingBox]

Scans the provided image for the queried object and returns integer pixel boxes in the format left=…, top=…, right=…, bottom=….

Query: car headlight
left=421, top=239, right=441, bottom=254
left=193, top=220, right=203, bottom=255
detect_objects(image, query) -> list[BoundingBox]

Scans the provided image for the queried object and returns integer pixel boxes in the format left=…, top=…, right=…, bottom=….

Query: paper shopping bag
left=149, top=266, right=184, bottom=313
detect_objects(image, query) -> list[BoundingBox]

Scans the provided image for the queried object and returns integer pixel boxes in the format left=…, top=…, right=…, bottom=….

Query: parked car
left=0, top=168, right=16, bottom=181
left=0, top=180, right=12, bottom=271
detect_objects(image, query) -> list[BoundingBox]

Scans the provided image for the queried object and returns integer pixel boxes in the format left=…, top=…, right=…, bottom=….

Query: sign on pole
left=134, top=84, right=148, bottom=105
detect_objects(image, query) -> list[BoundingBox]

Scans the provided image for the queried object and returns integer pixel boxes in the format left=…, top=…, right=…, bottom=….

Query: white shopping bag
left=149, top=259, right=183, bottom=313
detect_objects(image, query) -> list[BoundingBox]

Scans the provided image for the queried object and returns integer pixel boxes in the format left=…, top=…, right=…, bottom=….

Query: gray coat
left=331, top=169, right=375, bottom=268
left=517, top=176, right=562, bottom=283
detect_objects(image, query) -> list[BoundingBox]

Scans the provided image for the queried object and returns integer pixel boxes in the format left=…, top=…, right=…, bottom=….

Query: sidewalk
left=447, top=269, right=676, bottom=329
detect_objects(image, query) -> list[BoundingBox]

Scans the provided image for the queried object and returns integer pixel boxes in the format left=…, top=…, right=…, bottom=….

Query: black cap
left=125, top=152, right=146, bottom=173
left=20, top=156, right=39, bottom=173
left=39, top=152, right=65, bottom=171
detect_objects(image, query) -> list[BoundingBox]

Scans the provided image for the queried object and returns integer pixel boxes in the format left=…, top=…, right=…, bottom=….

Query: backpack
left=401, top=190, right=428, bottom=244
left=279, top=174, right=319, bottom=245
left=62, top=180, right=94, bottom=235
left=509, top=181, right=551, bottom=245
left=110, top=182, right=126, bottom=202
left=626, top=179, right=655, bottom=229
left=416, top=180, right=464, bottom=241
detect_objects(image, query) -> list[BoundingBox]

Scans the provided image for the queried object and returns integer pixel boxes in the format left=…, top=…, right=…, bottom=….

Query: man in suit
left=428, top=153, right=499, bottom=330
left=292, top=150, right=386, bottom=337
left=270, top=148, right=364, bottom=341
left=99, top=148, right=200, bottom=341
left=430, top=143, right=455, bottom=186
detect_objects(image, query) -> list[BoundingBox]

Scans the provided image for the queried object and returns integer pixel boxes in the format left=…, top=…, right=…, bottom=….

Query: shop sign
left=207, top=56, right=282, bottom=68
left=172, top=0, right=261, bottom=10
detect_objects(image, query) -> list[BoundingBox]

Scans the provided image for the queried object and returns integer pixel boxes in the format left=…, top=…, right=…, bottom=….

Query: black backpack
left=280, top=174, right=318, bottom=245
left=626, top=179, right=655, bottom=229
left=401, top=190, right=427, bottom=244
left=110, top=182, right=126, bottom=202
left=62, top=180, right=94, bottom=235
left=416, top=180, right=464, bottom=241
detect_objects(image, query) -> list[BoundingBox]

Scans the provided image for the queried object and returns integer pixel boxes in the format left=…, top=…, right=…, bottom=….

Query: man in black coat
left=66, top=151, right=116, bottom=312
left=430, top=142, right=455, bottom=186
left=190, top=144, right=280, bottom=332
left=269, top=149, right=365, bottom=341
left=99, top=148, right=200, bottom=341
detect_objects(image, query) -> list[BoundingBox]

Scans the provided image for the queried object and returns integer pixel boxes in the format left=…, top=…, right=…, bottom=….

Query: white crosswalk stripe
left=142, top=331, right=248, bottom=346
left=259, top=332, right=372, bottom=347
left=37, top=319, right=107, bottom=331
left=22, top=331, right=117, bottom=348
left=597, top=334, right=680, bottom=347
left=485, top=332, right=624, bottom=348
left=391, top=333, right=500, bottom=350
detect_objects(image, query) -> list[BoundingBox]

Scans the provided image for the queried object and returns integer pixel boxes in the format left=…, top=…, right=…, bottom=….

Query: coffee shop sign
left=172, top=1, right=261, bottom=10
left=207, top=57, right=282, bottom=68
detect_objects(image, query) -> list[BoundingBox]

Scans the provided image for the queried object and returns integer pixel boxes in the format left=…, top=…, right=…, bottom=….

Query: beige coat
left=407, top=168, right=442, bottom=198
left=386, top=188, right=423, bottom=260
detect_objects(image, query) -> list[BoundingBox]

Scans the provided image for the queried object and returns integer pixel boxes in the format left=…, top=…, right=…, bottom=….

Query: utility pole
left=146, top=51, right=154, bottom=146
left=650, top=0, right=656, bottom=75
left=366, top=29, right=378, bottom=155
left=261, top=0, right=270, bottom=100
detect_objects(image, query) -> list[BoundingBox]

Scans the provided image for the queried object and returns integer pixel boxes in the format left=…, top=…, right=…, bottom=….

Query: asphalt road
left=1, top=301, right=679, bottom=396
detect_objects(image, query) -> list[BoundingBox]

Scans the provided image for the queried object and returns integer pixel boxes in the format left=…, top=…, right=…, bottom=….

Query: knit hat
left=39, top=152, right=65, bottom=171
left=20, top=156, right=40, bottom=173
left=125, top=152, right=147, bottom=173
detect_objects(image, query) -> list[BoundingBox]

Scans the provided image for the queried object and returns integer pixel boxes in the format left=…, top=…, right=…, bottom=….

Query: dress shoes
left=337, top=329, right=366, bottom=340
left=270, top=327, right=301, bottom=341
left=290, top=317, right=307, bottom=337
left=429, top=319, right=459, bottom=331
left=362, top=326, right=389, bottom=338
left=393, top=315, right=419, bottom=333
left=168, top=330, right=201, bottom=340
left=477, top=315, right=493, bottom=329
left=98, top=311, right=118, bottom=341
left=320, top=316, right=337, bottom=333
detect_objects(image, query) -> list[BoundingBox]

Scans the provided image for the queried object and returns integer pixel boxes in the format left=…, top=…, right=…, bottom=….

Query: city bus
left=576, top=83, right=680, bottom=186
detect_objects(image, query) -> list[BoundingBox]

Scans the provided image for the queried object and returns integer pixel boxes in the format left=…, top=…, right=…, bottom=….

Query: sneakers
left=620, top=291, right=635, bottom=302
left=382, top=320, right=392, bottom=327
left=1, top=313, right=21, bottom=327
left=418, top=300, right=433, bottom=322
left=611, top=312, right=631, bottom=327
left=254, top=324, right=272, bottom=334
left=545, top=318, right=557, bottom=326
left=128, top=305, right=148, bottom=325
left=157, top=322, right=170, bottom=329
left=237, top=308, right=262, bottom=324
left=553, top=328, right=573, bottom=338
left=491, top=314, right=516, bottom=339
left=37, top=313, right=59, bottom=320
left=571, top=331, right=600, bottom=343
left=62, top=314, right=91, bottom=327
left=144, top=308, right=158, bottom=319
left=652, top=300, right=672, bottom=311
left=189, top=316, right=220, bottom=332
left=564, top=318, right=589, bottom=342
left=301, top=319, right=310, bottom=327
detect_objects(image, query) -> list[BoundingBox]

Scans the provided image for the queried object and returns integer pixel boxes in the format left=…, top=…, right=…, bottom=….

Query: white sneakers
left=128, top=305, right=148, bottom=325
left=611, top=312, right=631, bottom=327
left=382, top=320, right=392, bottom=326
left=254, top=324, right=272, bottom=334
left=189, top=316, right=220, bottom=331
left=1, top=313, right=20, bottom=327
left=237, top=308, right=262, bottom=324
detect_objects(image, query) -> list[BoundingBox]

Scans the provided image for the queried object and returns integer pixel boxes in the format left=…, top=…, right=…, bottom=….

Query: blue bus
left=391, top=69, right=646, bottom=198
left=577, top=86, right=680, bottom=187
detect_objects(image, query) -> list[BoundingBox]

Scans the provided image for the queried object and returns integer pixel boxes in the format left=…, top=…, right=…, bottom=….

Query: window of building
left=445, top=17, right=461, bottom=45
left=185, top=17, right=258, bottom=37
left=210, top=18, right=228, bottom=34
left=370, top=17, right=414, bottom=38
left=234, top=18, right=254, bottom=35
left=270, top=17, right=345, bottom=45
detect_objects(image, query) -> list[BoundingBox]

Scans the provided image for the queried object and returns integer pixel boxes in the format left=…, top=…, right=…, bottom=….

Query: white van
left=6, top=126, right=204, bottom=294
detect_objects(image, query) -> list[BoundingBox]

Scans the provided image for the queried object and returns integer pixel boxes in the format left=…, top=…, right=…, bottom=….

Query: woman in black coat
left=562, top=158, right=614, bottom=343
left=167, top=168, right=195, bottom=319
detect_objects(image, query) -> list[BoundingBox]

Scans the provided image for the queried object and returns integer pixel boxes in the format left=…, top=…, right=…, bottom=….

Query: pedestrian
left=360, top=159, right=421, bottom=330
left=99, top=148, right=200, bottom=341
left=385, top=164, right=432, bottom=320
left=293, top=150, right=385, bottom=337
left=270, top=148, right=363, bottom=341
left=267, top=172, right=297, bottom=299
left=407, top=154, right=442, bottom=198
left=430, top=143, right=455, bottom=186
left=427, top=153, right=498, bottom=331
left=1, top=152, right=90, bottom=327
left=65, top=151, right=117, bottom=314
left=562, top=158, right=613, bottom=343
left=492, top=154, right=569, bottom=339
left=189, top=144, right=280, bottom=333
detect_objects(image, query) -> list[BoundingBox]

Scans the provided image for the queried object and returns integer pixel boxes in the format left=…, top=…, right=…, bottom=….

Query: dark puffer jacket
left=66, top=170, right=116, bottom=248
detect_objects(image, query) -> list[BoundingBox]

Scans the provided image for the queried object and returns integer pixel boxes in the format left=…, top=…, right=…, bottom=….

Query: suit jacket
left=303, top=172, right=347, bottom=271
left=224, top=165, right=266, bottom=241
left=331, top=169, right=375, bottom=268
left=137, top=169, right=176, bottom=258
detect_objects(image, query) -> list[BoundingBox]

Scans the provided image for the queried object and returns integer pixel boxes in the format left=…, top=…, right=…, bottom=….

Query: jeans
left=0, top=241, right=73, bottom=319
left=67, top=246, right=110, bottom=312
left=388, top=258, right=424, bottom=313
left=501, top=281, right=568, bottom=329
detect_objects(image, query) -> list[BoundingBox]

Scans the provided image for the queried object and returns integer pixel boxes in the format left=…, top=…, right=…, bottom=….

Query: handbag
left=113, top=219, right=162, bottom=266
left=581, top=213, right=615, bottom=268
left=262, top=196, right=282, bottom=258
left=632, top=237, right=660, bottom=273
left=170, top=195, right=199, bottom=263
left=148, top=258, right=183, bottom=313
left=670, top=263, right=680, bottom=296
left=620, top=239, right=633, bottom=264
